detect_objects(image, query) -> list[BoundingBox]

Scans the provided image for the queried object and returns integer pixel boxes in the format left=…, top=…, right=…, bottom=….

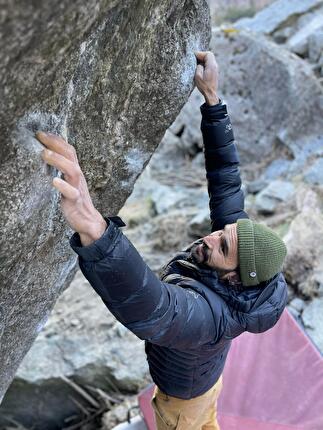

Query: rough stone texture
left=246, top=179, right=268, bottom=194
left=209, top=29, right=323, bottom=163
left=289, top=297, right=306, bottom=313
left=287, top=13, right=323, bottom=55
left=303, top=158, right=323, bottom=185
left=0, top=271, right=149, bottom=429
left=110, top=416, right=147, bottom=430
left=102, top=399, right=144, bottom=430
left=263, top=159, right=292, bottom=180
left=302, top=298, right=323, bottom=353
left=188, top=208, right=211, bottom=238
left=0, top=0, right=211, bottom=400
left=235, top=0, right=323, bottom=35
left=254, top=180, right=295, bottom=215
left=168, top=88, right=205, bottom=155
left=235, top=0, right=323, bottom=84
left=309, top=32, right=323, bottom=62
left=208, top=0, right=275, bottom=25
left=283, top=186, right=323, bottom=297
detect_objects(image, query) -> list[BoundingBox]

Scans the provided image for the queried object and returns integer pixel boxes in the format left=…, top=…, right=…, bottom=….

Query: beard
left=189, top=241, right=209, bottom=266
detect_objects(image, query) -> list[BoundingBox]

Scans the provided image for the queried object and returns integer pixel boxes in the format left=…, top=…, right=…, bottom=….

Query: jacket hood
left=161, top=239, right=288, bottom=336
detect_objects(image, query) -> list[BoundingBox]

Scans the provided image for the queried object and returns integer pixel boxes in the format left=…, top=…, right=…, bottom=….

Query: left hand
left=36, top=132, right=107, bottom=246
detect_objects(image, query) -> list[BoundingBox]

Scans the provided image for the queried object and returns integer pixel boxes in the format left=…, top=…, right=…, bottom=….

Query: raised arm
left=195, top=51, right=248, bottom=231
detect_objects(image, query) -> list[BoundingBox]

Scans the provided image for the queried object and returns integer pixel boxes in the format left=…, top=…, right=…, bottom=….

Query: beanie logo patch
left=249, top=271, right=257, bottom=278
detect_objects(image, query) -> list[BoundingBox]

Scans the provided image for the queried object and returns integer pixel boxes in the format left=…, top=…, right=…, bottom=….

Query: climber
left=36, top=51, right=288, bottom=430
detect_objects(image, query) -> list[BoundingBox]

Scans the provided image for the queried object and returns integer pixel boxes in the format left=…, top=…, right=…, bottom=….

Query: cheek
left=210, top=250, right=220, bottom=266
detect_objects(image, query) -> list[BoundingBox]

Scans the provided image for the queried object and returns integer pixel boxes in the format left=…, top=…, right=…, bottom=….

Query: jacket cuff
left=200, top=99, right=227, bottom=121
left=69, top=216, right=126, bottom=262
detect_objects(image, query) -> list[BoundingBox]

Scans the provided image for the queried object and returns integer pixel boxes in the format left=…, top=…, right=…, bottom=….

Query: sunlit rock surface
left=210, top=28, right=323, bottom=163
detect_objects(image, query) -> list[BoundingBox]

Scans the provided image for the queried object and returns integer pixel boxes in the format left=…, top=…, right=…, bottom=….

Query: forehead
left=225, top=223, right=236, bottom=232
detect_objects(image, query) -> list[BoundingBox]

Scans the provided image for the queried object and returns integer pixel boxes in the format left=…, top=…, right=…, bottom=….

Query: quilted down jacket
left=70, top=101, right=288, bottom=399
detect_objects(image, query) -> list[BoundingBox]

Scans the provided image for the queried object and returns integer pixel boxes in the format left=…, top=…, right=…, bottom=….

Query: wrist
left=204, top=92, right=220, bottom=106
left=79, top=217, right=108, bottom=246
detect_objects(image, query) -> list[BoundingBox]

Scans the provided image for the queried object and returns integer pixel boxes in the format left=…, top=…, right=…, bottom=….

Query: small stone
left=319, top=52, right=323, bottom=69
left=188, top=208, right=211, bottom=238
left=255, top=180, right=295, bottom=215
left=246, top=179, right=268, bottom=194
left=289, top=297, right=306, bottom=313
left=264, top=159, right=291, bottom=181
left=308, top=32, right=323, bottom=62
left=284, top=189, right=323, bottom=289
left=287, top=15, right=323, bottom=56
left=118, top=197, right=154, bottom=228
left=312, top=263, right=323, bottom=297
left=288, top=305, right=301, bottom=320
left=302, top=298, right=323, bottom=353
left=150, top=184, right=208, bottom=215
left=191, top=151, right=205, bottom=169
left=273, top=27, right=294, bottom=44
left=244, top=194, right=255, bottom=212
left=70, top=319, right=79, bottom=327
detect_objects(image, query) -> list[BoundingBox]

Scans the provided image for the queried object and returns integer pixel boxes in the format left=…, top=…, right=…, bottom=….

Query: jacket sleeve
left=69, top=217, right=225, bottom=350
left=201, top=100, right=249, bottom=231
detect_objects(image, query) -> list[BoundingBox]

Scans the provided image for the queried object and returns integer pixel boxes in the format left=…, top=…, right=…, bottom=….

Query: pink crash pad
left=138, top=309, right=323, bottom=430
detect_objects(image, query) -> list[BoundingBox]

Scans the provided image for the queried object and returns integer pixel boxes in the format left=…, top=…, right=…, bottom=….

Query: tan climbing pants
left=151, top=374, right=223, bottom=430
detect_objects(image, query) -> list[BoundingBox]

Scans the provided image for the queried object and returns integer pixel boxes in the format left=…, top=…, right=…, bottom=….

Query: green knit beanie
left=237, top=219, right=287, bottom=287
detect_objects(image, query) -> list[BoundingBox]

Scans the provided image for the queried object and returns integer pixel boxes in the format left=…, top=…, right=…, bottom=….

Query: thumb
left=195, top=51, right=207, bottom=62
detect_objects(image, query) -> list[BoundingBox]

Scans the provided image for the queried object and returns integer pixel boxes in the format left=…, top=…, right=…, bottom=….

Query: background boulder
left=209, top=28, right=323, bottom=164
left=235, top=0, right=323, bottom=35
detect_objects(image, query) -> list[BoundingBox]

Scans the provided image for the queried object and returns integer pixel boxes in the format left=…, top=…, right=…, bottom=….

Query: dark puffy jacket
left=70, top=101, right=288, bottom=399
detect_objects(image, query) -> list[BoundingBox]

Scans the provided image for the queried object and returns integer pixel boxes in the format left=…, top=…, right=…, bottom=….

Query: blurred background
left=1, top=0, right=323, bottom=429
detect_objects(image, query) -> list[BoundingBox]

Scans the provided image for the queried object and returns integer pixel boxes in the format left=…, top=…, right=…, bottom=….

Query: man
left=37, top=51, right=288, bottom=430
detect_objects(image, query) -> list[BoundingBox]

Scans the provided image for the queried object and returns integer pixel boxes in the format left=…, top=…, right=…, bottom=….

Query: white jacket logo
left=187, top=290, right=199, bottom=299
left=225, top=123, right=232, bottom=133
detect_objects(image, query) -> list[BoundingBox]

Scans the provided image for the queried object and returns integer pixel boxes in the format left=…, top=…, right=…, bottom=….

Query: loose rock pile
left=236, top=0, right=323, bottom=79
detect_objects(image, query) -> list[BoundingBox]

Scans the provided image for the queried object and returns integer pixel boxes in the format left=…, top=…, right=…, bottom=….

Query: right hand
left=194, top=51, right=219, bottom=106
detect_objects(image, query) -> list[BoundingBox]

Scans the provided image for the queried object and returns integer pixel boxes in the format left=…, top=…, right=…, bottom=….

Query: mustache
left=190, top=241, right=209, bottom=265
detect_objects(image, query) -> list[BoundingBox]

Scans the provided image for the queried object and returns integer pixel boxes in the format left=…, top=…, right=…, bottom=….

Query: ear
left=221, top=270, right=241, bottom=286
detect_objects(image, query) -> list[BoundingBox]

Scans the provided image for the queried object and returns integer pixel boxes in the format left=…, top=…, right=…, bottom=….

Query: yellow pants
left=151, top=375, right=223, bottom=430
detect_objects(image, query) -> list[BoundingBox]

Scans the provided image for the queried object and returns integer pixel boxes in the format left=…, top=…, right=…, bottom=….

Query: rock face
left=283, top=186, right=323, bottom=298
left=209, top=28, right=323, bottom=163
left=0, top=0, right=210, bottom=400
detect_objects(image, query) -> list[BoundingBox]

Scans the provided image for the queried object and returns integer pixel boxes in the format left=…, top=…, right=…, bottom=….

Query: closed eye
left=221, top=235, right=228, bottom=257
left=202, top=242, right=211, bottom=261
